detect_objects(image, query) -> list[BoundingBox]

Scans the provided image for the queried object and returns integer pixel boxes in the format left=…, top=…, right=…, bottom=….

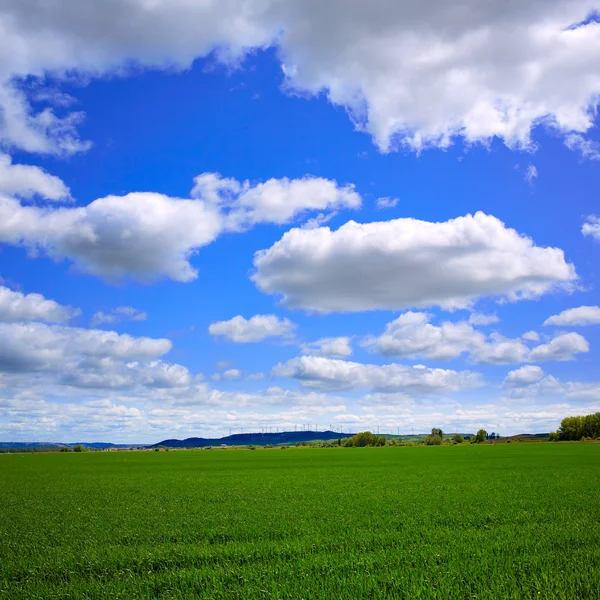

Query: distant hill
left=0, top=441, right=143, bottom=451
left=154, top=430, right=354, bottom=448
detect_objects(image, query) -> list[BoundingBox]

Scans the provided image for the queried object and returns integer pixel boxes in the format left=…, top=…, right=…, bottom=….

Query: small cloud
left=302, top=212, right=337, bottom=229
left=248, top=372, right=265, bottom=381
left=565, top=134, right=600, bottom=161
left=522, top=331, right=540, bottom=341
left=376, top=197, right=399, bottom=209
left=468, top=312, right=500, bottom=326
left=223, top=369, right=243, bottom=380
left=91, top=306, right=147, bottom=327
left=582, top=216, right=600, bottom=242
left=216, top=360, right=234, bottom=370
left=525, top=164, right=538, bottom=184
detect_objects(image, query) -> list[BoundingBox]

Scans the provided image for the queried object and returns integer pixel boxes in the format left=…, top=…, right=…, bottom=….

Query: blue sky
left=1, top=1, right=600, bottom=442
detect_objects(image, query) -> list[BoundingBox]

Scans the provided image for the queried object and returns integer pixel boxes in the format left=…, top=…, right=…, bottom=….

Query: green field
left=1, top=445, right=599, bottom=599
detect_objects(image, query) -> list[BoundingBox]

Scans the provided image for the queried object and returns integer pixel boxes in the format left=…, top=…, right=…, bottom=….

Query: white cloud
left=529, top=332, right=589, bottom=362
left=503, top=366, right=545, bottom=388
left=0, top=322, right=171, bottom=373
left=365, top=311, right=484, bottom=360
left=565, top=133, right=600, bottom=161
left=376, top=197, right=399, bottom=209
left=300, top=336, right=353, bottom=357
left=215, top=360, right=234, bottom=370
left=91, top=306, right=148, bottom=327
left=223, top=369, right=243, bottom=380
left=209, top=314, right=295, bottom=343
left=544, top=305, right=600, bottom=326
left=0, top=173, right=357, bottom=283
left=468, top=312, right=500, bottom=326
left=522, top=331, right=540, bottom=341
left=253, top=212, right=576, bottom=313
left=272, top=355, right=482, bottom=393
left=525, top=164, right=538, bottom=184
left=365, top=312, right=589, bottom=364
left=192, top=173, right=361, bottom=229
left=564, top=382, right=600, bottom=401
left=248, top=372, right=266, bottom=381
left=582, top=215, right=600, bottom=241
left=0, top=153, right=70, bottom=200
left=472, top=334, right=531, bottom=365
left=0, top=285, right=78, bottom=323
left=61, top=358, right=193, bottom=390
left=1, top=1, right=599, bottom=155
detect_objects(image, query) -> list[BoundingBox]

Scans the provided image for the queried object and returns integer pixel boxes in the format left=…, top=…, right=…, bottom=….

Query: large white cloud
left=0, top=322, right=171, bottom=372
left=365, top=312, right=589, bottom=364
left=253, top=212, right=576, bottom=313
left=60, top=358, right=192, bottom=390
left=209, top=314, right=295, bottom=343
left=544, top=305, right=600, bottom=326
left=0, top=1, right=599, bottom=155
left=0, top=285, right=78, bottom=323
left=272, top=355, right=482, bottom=393
left=0, top=173, right=357, bottom=282
left=0, top=153, right=70, bottom=200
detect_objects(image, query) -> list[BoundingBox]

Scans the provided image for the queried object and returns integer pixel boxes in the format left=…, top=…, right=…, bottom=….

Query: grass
left=1, top=444, right=599, bottom=599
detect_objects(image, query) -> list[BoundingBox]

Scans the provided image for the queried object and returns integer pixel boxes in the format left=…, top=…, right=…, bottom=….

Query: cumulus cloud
left=0, top=322, right=171, bottom=373
left=91, top=306, right=148, bottom=327
left=544, top=305, right=600, bottom=326
left=192, top=173, right=361, bottom=229
left=1, top=1, right=599, bottom=155
left=212, top=368, right=243, bottom=381
left=365, top=312, right=484, bottom=360
left=528, top=332, right=589, bottom=362
left=582, top=216, right=600, bottom=241
left=522, top=331, right=540, bottom=341
left=0, top=285, right=78, bottom=323
left=0, top=153, right=70, bottom=200
left=61, top=358, right=193, bottom=390
left=209, top=314, right=295, bottom=343
left=0, top=173, right=357, bottom=283
left=365, top=312, right=589, bottom=364
left=503, top=365, right=545, bottom=388
left=272, top=355, right=482, bottom=393
left=300, top=336, right=353, bottom=358
left=253, top=212, right=576, bottom=313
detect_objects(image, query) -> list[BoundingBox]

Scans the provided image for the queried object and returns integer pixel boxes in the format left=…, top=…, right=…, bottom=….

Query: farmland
left=1, top=444, right=599, bottom=599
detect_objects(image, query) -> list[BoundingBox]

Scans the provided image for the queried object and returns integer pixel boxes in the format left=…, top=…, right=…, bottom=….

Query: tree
left=548, top=431, right=560, bottom=442
left=452, top=434, right=464, bottom=444
left=60, top=446, right=70, bottom=453
left=73, top=444, right=85, bottom=453
left=425, top=433, right=442, bottom=446
left=343, top=431, right=386, bottom=447
left=431, top=428, right=443, bottom=437
left=471, top=430, right=487, bottom=444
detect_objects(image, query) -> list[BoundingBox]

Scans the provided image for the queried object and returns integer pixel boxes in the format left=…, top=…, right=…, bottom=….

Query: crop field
left=1, top=444, right=599, bottom=599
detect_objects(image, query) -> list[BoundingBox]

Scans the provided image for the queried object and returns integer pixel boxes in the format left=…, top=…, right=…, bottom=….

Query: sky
left=1, top=1, right=600, bottom=443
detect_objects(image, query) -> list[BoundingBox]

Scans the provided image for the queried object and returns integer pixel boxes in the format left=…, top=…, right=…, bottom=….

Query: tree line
left=550, top=412, right=600, bottom=441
